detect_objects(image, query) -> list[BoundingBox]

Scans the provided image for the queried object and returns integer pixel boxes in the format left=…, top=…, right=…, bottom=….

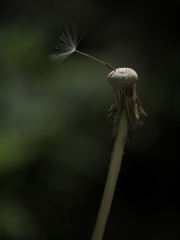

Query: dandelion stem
left=91, top=109, right=128, bottom=240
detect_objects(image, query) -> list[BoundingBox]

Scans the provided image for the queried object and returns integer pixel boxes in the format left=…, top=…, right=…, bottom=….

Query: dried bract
left=107, top=68, right=147, bottom=139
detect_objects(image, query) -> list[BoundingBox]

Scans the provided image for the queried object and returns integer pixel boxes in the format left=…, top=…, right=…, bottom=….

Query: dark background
left=0, top=1, right=180, bottom=239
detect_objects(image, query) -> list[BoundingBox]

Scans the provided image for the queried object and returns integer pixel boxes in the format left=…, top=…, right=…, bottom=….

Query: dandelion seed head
left=50, top=24, right=86, bottom=62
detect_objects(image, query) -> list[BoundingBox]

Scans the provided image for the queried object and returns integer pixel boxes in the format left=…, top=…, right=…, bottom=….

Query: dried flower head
left=107, top=68, right=147, bottom=139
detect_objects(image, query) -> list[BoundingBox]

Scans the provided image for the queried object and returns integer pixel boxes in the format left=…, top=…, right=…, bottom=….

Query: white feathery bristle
left=50, top=24, right=85, bottom=62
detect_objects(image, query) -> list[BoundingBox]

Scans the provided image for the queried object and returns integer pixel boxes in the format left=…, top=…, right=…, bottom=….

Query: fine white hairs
left=50, top=24, right=115, bottom=71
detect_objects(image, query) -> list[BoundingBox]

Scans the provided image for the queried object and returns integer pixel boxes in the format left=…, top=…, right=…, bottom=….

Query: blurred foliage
left=0, top=0, right=180, bottom=239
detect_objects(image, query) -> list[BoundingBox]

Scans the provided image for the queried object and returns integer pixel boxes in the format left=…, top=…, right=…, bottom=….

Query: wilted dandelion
left=51, top=24, right=146, bottom=139
left=50, top=24, right=115, bottom=70
left=51, top=24, right=147, bottom=240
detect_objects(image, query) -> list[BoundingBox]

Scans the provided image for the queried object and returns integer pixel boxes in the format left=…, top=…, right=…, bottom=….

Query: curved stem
left=75, top=50, right=115, bottom=71
left=92, top=109, right=128, bottom=240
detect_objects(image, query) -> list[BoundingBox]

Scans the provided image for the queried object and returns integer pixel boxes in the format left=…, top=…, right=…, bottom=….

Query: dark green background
left=0, top=1, right=180, bottom=239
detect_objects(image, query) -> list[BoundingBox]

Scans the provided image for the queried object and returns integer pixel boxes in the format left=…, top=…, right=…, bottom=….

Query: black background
left=0, top=1, right=180, bottom=239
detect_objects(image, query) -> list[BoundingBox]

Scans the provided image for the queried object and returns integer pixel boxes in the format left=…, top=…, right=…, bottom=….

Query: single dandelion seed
left=50, top=24, right=116, bottom=71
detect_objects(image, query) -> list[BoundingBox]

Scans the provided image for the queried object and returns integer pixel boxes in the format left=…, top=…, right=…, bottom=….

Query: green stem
left=92, top=109, right=128, bottom=240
